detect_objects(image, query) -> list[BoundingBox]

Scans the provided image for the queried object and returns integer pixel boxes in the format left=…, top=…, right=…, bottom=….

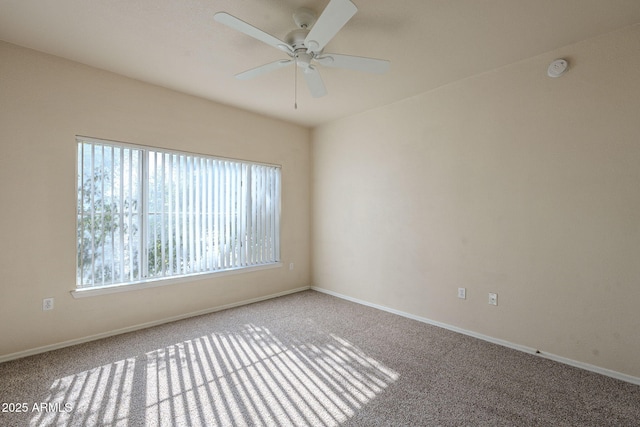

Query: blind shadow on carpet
left=32, top=324, right=398, bottom=426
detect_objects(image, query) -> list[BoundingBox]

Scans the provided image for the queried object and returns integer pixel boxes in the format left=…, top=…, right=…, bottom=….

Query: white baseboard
left=0, top=286, right=311, bottom=364
left=311, top=286, right=640, bottom=387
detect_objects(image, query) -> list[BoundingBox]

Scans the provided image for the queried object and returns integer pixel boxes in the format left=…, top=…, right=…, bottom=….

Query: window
left=76, top=137, right=281, bottom=290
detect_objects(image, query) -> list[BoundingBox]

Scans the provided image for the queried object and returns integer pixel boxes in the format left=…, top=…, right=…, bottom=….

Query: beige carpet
left=1, top=290, right=639, bottom=426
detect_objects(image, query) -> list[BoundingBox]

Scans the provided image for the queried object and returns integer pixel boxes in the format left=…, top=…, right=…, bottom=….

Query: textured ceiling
left=2, top=0, right=640, bottom=127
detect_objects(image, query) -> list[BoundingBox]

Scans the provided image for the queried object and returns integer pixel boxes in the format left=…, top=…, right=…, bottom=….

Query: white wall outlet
left=289, top=262, right=294, bottom=271
left=457, top=288, right=466, bottom=299
left=43, top=298, right=54, bottom=311
left=488, top=293, right=498, bottom=306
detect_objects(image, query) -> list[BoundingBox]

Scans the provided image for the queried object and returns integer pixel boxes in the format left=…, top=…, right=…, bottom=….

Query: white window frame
left=73, top=136, right=281, bottom=298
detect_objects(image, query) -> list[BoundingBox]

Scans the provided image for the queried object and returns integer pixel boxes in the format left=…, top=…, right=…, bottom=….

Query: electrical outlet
left=457, top=288, right=466, bottom=299
left=289, top=263, right=294, bottom=271
left=43, top=298, right=54, bottom=311
left=488, top=293, right=498, bottom=306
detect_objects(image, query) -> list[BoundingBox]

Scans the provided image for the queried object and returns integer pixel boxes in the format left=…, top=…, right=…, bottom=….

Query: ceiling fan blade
left=235, top=60, right=294, bottom=80
left=214, top=12, right=293, bottom=54
left=316, top=53, right=390, bottom=74
left=302, top=66, right=327, bottom=98
left=304, top=0, right=357, bottom=53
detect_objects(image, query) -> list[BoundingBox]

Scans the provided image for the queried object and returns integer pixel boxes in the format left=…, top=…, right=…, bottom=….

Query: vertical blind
left=77, top=137, right=281, bottom=289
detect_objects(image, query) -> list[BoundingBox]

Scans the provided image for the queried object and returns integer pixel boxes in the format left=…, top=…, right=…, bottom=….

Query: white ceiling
left=2, top=0, right=640, bottom=127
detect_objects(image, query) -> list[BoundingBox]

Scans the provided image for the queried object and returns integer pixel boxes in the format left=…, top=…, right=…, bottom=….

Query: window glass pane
left=76, top=137, right=280, bottom=289
left=77, top=141, right=143, bottom=288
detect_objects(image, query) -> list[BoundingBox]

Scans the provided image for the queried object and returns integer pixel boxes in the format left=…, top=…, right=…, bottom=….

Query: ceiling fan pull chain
left=294, top=57, right=298, bottom=110
left=293, top=58, right=298, bottom=110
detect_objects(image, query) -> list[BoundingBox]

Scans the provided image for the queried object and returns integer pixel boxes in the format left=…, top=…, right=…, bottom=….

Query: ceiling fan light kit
left=213, top=0, right=390, bottom=101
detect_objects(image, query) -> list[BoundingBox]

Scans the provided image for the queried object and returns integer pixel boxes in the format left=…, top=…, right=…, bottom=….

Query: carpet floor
left=1, top=290, right=638, bottom=426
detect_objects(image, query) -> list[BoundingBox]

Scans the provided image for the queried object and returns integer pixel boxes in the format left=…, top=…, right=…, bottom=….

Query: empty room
left=1, top=0, right=639, bottom=425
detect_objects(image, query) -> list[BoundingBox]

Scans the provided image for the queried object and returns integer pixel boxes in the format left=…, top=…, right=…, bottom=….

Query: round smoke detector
left=547, top=59, right=569, bottom=78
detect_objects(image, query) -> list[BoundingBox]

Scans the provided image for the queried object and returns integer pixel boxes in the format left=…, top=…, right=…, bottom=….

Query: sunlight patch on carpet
left=30, top=357, right=135, bottom=426
left=145, top=324, right=399, bottom=426
left=31, top=325, right=398, bottom=426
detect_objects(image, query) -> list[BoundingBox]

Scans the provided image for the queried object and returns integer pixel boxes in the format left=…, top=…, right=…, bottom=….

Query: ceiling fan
left=214, top=0, right=390, bottom=99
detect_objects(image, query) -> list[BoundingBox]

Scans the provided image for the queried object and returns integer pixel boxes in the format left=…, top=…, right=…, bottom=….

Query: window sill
left=70, top=262, right=283, bottom=299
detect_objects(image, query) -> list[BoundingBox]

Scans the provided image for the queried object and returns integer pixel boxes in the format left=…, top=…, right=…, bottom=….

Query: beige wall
left=0, top=41, right=311, bottom=357
left=312, top=24, right=640, bottom=378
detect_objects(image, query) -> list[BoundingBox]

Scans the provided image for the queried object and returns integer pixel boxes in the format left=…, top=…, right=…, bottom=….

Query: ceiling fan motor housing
left=285, top=29, right=311, bottom=51
left=284, top=30, right=316, bottom=70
